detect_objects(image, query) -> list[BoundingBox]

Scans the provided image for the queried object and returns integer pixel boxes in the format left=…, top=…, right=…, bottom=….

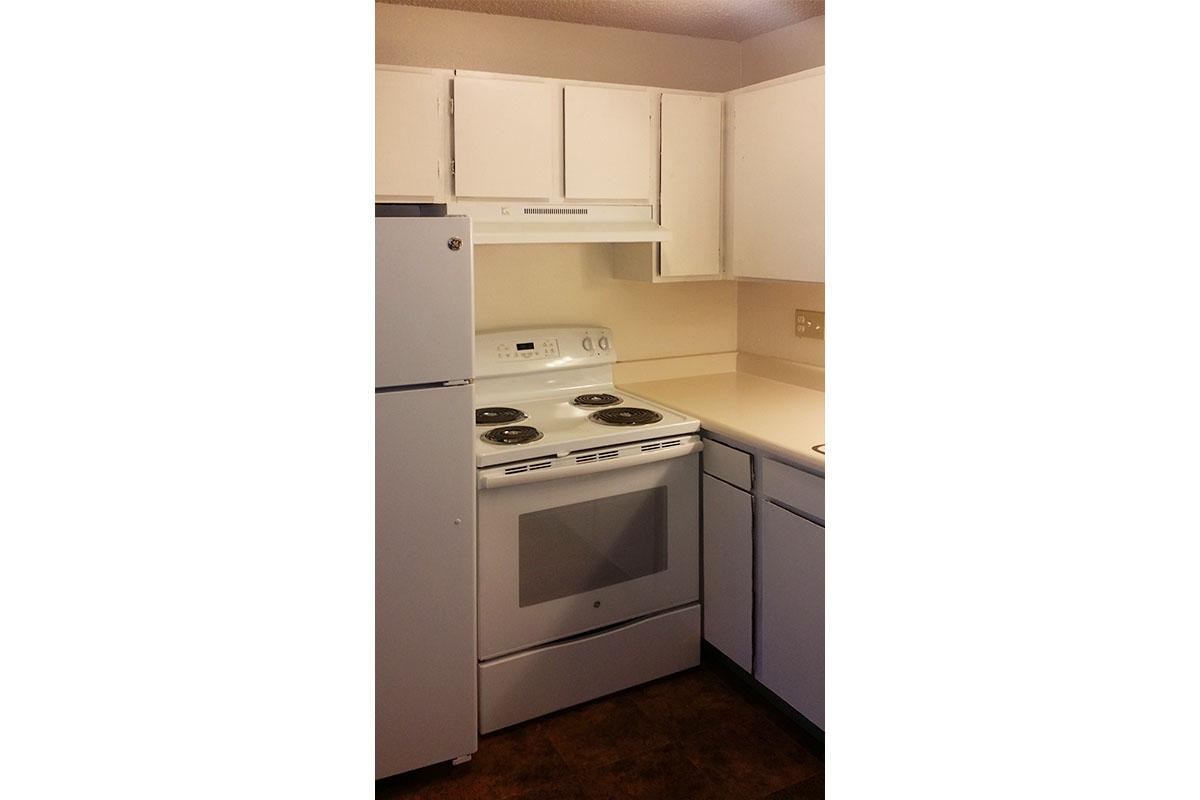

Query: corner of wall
left=736, top=15, right=825, bottom=88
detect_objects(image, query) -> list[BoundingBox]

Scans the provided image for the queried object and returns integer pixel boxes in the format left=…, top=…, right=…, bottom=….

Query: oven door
left=477, top=448, right=700, bottom=661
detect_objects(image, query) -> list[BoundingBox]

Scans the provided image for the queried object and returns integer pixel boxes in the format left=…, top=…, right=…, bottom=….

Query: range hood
left=448, top=202, right=671, bottom=245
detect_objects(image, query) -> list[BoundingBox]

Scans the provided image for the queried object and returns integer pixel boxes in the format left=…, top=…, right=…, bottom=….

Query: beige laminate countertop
left=618, top=372, right=825, bottom=473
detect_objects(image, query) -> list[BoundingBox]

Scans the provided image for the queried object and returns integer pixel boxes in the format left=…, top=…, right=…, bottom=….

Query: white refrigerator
left=376, top=209, right=476, bottom=779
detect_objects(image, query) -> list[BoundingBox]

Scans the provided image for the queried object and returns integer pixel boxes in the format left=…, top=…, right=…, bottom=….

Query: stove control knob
left=598, top=336, right=609, bottom=351
left=582, top=336, right=594, bottom=352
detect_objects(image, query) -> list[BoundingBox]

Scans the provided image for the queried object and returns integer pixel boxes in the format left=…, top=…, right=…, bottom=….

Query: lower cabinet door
left=758, top=502, right=825, bottom=729
left=702, top=474, right=753, bottom=671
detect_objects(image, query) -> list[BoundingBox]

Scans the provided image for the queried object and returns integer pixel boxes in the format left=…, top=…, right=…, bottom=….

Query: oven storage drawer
left=761, top=457, right=824, bottom=523
left=478, top=604, right=700, bottom=733
left=702, top=438, right=752, bottom=490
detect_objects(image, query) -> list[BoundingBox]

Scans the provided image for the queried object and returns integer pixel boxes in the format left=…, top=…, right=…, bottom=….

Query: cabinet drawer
left=762, top=458, right=824, bottom=522
left=702, top=438, right=752, bottom=490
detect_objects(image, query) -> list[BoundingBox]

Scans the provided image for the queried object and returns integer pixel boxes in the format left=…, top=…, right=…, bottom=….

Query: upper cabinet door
left=660, top=93, right=722, bottom=277
left=453, top=75, right=556, bottom=200
left=564, top=85, right=652, bottom=201
left=727, top=70, right=824, bottom=282
left=376, top=68, right=443, bottom=199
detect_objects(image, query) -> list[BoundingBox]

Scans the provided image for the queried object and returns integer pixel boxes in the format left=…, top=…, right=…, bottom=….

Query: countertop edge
left=695, top=419, right=825, bottom=475
left=617, top=373, right=825, bottom=475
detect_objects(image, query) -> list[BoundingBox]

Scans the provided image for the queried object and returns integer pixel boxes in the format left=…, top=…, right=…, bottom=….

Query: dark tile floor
left=377, top=661, right=823, bottom=800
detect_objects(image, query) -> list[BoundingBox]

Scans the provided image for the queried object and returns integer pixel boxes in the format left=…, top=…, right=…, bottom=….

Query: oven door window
left=518, top=487, right=668, bottom=608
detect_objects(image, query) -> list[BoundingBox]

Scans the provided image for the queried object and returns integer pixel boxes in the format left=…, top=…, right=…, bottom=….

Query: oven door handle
left=478, top=438, right=703, bottom=489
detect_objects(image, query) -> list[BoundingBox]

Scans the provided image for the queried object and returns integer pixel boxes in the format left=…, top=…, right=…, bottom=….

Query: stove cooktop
left=473, top=387, right=699, bottom=468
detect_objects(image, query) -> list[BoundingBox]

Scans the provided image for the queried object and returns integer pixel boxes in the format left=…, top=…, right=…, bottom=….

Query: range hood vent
left=448, top=202, right=671, bottom=245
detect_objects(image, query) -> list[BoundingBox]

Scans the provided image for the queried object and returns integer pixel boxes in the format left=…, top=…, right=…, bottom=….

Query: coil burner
left=571, top=393, right=622, bottom=407
left=476, top=407, right=527, bottom=425
left=481, top=425, right=543, bottom=445
left=589, top=407, right=663, bottom=427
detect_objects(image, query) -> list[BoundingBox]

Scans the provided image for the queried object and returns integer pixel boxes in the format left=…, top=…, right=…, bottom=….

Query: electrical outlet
left=795, top=309, right=825, bottom=340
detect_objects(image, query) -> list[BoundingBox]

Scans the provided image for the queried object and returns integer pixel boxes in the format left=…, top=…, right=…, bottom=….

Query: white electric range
left=473, top=326, right=704, bottom=734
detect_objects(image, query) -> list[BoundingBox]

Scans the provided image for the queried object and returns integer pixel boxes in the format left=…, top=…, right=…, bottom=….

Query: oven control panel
left=475, top=327, right=615, bottom=377
left=495, top=337, right=560, bottom=362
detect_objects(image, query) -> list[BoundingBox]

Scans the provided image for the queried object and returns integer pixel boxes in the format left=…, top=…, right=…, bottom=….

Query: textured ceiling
left=381, top=0, right=825, bottom=42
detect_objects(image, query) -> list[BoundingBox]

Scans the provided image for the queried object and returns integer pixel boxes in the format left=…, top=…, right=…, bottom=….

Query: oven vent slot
left=661, top=439, right=681, bottom=448
left=640, top=442, right=662, bottom=452
left=524, top=207, right=588, bottom=215
left=504, top=460, right=552, bottom=475
left=576, top=449, right=619, bottom=465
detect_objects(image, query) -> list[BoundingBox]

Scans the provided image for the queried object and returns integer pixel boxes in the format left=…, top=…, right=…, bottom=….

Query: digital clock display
left=516, top=342, right=535, bottom=351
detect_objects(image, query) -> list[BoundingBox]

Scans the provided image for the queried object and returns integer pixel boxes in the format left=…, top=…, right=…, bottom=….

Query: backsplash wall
left=737, top=280, right=825, bottom=367
left=474, top=245, right=737, bottom=363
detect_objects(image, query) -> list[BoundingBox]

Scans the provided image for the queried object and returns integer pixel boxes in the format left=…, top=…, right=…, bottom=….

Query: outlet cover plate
left=795, top=309, right=825, bottom=340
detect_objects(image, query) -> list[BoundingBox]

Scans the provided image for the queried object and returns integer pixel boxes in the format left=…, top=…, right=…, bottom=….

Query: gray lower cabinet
left=700, top=434, right=825, bottom=731
left=701, top=474, right=753, bottom=672
left=758, top=502, right=825, bottom=730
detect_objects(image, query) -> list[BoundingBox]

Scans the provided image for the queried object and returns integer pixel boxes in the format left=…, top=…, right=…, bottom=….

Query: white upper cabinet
left=453, top=75, right=556, bottom=200
left=375, top=67, right=445, bottom=200
left=376, top=64, right=824, bottom=273
left=660, top=93, right=722, bottom=278
left=564, top=85, right=652, bottom=201
left=727, top=69, right=825, bottom=282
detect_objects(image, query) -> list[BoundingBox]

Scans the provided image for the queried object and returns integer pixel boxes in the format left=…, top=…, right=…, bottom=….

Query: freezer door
left=376, top=383, right=477, bottom=777
left=376, top=216, right=474, bottom=387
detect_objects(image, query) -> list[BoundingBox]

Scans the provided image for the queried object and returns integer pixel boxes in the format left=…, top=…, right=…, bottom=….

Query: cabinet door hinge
left=450, top=159, right=455, bottom=176
left=448, top=97, right=455, bottom=115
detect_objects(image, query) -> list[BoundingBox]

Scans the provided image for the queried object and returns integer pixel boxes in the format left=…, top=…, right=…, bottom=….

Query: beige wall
left=475, top=245, right=737, bottom=362
left=376, top=4, right=825, bottom=368
left=740, top=16, right=826, bottom=87
left=376, top=3, right=741, bottom=92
